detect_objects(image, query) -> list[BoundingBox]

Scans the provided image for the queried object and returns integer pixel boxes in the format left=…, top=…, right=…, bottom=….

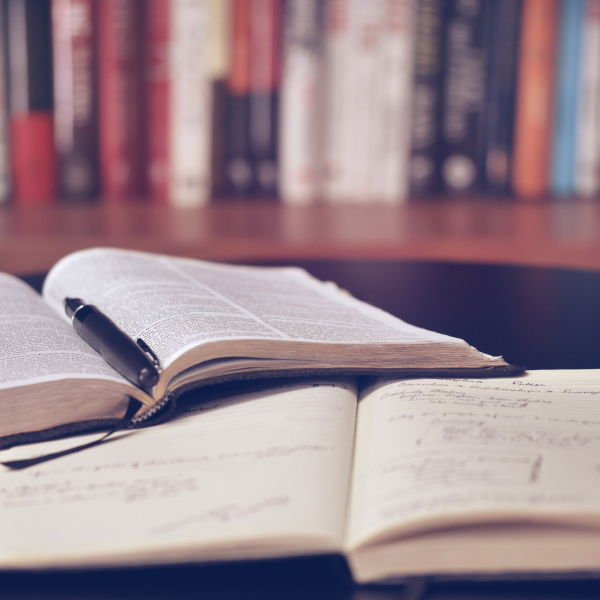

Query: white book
left=574, top=0, right=600, bottom=197
left=344, top=0, right=381, bottom=202
left=279, top=0, right=323, bottom=205
left=168, top=0, right=212, bottom=207
left=321, top=0, right=354, bottom=202
left=368, top=0, right=414, bottom=204
left=322, top=0, right=414, bottom=204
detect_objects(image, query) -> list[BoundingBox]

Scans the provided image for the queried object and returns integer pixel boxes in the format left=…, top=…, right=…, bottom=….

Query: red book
left=144, top=0, right=169, bottom=203
left=512, top=0, right=559, bottom=200
left=10, top=112, right=56, bottom=203
left=97, top=0, right=145, bottom=201
left=7, top=0, right=57, bottom=204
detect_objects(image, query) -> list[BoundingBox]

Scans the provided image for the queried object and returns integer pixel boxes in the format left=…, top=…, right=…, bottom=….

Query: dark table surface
left=6, top=260, right=600, bottom=600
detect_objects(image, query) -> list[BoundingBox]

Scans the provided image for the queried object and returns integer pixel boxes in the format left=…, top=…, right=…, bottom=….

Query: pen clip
left=136, top=338, right=161, bottom=372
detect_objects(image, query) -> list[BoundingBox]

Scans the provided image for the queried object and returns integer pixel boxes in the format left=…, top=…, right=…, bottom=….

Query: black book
left=479, top=0, right=522, bottom=195
left=409, top=0, right=446, bottom=197
left=438, top=0, right=488, bottom=194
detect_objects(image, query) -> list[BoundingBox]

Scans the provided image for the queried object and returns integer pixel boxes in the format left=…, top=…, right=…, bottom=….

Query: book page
left=0, top=379, right=357, bottom=568
left=42, top=248, right=467, bottom=370
left=346, top=370, right=600, bottom=550
left=0, top=273, right=131, bottom=389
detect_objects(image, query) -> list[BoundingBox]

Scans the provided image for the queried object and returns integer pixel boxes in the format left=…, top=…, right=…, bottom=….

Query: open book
left=0, top=248, right=519, bottom=450
left=2, top=370, right=600, bottom=582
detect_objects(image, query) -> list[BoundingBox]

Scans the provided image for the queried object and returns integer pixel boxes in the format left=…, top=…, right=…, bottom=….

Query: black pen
left=64, top=298, right=160, bottom=390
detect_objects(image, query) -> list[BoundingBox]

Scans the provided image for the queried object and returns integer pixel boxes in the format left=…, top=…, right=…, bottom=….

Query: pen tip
left=64, top=297, right=85, bottom=319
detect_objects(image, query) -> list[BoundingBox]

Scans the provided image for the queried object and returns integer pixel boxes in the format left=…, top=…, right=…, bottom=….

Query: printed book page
left=42, top=248, right=468, bottom=372
left=0, top=379, right=357, bottom=568
left=0, top=273, right=145, bottom=439
left=0, top=273, right=131, bottom=391
left=346, top=370, right=600, bottom=551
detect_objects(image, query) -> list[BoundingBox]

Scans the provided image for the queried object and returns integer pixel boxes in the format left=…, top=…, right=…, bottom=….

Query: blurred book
left=52, top=0, right=99, bottom=201
left=97, top=0, right=145, bottom=201
left=8, top=0, right=56, bottom=204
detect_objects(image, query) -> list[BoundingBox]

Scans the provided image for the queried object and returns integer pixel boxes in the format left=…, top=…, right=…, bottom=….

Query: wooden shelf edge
left=2, top=199, right=600, bottom=274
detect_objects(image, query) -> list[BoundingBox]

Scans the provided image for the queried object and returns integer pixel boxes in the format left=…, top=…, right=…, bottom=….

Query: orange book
left=512, top=0, right=559, bottom=200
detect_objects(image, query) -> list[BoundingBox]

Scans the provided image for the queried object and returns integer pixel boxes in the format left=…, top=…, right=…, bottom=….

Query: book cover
left=551, top=0, right=586, bottom=196
left=7, top=0, right=56, bottom=204
left=512, top=0, right=559, bottom=200
left=438, top=0, right=488, bottom=194
left=97, top=0, right=145, bottom=201
left=248, top=0, right=282, bottom=197
left=479, top=0, right=522, bottom=196
left=574, top=0, right=600, bottom=197
left=279, top=0, right=324, bottom=205
left=409, top=0, right=445, bottom=197
left=52, top=0, right=99, bottom=201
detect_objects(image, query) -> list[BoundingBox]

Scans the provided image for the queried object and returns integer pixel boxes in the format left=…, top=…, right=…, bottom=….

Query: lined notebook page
left=346, top=370, right=600, bottom=550
left=0, top=379, right=357, bottom=568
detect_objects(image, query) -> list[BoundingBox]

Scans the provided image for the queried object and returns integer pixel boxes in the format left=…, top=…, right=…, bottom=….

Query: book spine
left=512, top=0, right=559, bottom=200
left=52, top=0, right=99, bottom=200
left=342, top=0, right=381, bottom=202
left=408, top=0, right=444, bottom=197
left=551, top=0, right=586, bottom=196
left=97, top=0, right=145, bottom=201
left=249, top=0, right=282, bottom=197
left=480, top=0, right=522, bottom=196
left=368, top=0, right=414, bottom=204
left=438, top=0, right=487, bottom=194
left=225, top=0, right=252, bottom=196
left=7, top=0, right=56, bottom=204
left=168, top=0, right=211, bottom=207
left=144, top=0, right=169, bottom=203
left=0, top=0, right=9, bottom=203
left=321, top=0, right=352, bottom=202
left=574, top=0, right=600, bottom=197
left=279, top=0, right=323, bottom=205
left=208, top=0, right=230, bottom=199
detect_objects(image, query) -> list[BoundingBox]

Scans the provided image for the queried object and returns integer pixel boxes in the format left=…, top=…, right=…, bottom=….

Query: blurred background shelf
left=3, top=197, right=600, bottom=275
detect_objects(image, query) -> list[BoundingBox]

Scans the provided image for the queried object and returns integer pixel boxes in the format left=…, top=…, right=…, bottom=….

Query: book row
left=1, top=0, right=598, bottom=206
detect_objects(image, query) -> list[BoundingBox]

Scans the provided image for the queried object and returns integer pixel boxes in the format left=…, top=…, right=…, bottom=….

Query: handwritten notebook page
left=0, top=379, right=357, bottom=568
left=345, top=371, right=600, bottom=567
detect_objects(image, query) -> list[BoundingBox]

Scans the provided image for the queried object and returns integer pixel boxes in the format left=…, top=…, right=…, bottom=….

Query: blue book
left=551, top=0, right=586, bottom=195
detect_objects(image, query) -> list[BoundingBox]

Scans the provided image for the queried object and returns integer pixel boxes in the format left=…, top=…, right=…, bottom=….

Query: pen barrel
left=73, top=306, right=159, bottom=389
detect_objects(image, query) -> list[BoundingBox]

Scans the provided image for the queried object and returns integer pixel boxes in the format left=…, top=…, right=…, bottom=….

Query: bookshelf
left=2, top=198, right=600, bottom=276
